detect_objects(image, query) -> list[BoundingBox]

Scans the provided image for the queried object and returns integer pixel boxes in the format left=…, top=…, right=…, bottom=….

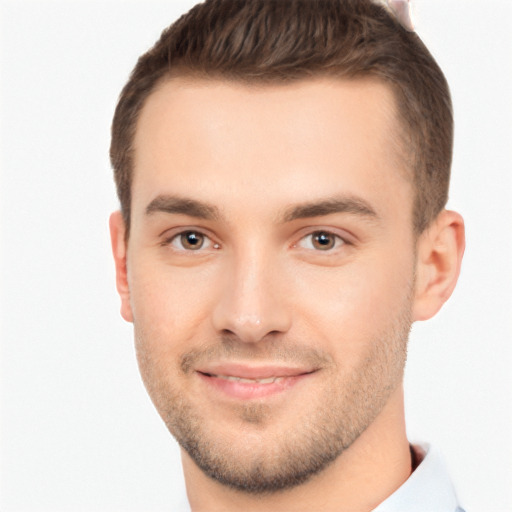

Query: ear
left=412, top=210, right=465, bottom=322
left=109, top=211, right=133, bottom=322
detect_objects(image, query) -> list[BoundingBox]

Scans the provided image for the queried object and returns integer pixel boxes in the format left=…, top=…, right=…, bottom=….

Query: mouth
left=196, top=364, right=317, bottom=400
left=201, top=373, right=287, bottom=384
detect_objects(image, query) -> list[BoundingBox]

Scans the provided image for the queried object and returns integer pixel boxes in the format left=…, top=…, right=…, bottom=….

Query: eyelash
left=161, top=230, right=220, bottom=252
left=161, top=229, right=350, bottom=253
left=295, top=231, right=348, bottom=252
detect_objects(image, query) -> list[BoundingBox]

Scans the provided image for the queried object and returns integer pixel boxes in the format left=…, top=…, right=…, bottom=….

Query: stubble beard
left=134, top=297, right=412, bottom=495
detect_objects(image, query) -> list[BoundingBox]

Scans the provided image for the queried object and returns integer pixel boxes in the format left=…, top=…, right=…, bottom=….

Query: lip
left=195, top=363, right=317, bottom=400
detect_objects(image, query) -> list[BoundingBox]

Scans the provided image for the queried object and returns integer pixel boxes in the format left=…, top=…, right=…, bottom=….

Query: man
left=109, top=0, right=465, bottom=510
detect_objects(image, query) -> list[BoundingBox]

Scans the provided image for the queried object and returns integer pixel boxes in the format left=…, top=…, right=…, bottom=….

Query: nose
left=211, top=249, right=292, bottom=343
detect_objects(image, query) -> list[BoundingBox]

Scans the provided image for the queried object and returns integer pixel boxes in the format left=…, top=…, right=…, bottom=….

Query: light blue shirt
left=373, top=444, right=465, bottom=512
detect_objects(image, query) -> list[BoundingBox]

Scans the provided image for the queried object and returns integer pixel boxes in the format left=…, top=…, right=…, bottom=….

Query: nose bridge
left=212, top=241, right=291, bottom=342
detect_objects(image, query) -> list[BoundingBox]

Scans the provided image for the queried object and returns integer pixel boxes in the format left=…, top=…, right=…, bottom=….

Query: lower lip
left=197, top=372, right=312, bottom=400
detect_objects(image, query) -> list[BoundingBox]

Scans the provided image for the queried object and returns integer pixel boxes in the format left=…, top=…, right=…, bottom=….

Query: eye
left=166, top=230, right=218, bottom=251
left=297, top=231, right=345, bottom=251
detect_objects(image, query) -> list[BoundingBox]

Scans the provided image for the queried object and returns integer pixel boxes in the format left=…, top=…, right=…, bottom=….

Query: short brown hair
left=110, top=0, right=453, bottom=236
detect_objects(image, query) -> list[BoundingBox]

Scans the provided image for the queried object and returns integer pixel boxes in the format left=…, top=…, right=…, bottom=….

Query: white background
left=1, top=1, right=511, bottom=510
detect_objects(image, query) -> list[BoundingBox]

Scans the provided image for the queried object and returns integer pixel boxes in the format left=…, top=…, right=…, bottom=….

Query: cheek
left=128, top=260, right=219, bottom=351
left=290, top=254, right=415, bottom=356
left=129, top=266, right=217, bottom=397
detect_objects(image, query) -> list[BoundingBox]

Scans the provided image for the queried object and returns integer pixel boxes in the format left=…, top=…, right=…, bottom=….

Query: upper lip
left=196, top=363, right=317, bottom=379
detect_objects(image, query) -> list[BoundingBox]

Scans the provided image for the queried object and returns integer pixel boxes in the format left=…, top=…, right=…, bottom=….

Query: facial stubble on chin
left=134, top=298, right=412, bottom=495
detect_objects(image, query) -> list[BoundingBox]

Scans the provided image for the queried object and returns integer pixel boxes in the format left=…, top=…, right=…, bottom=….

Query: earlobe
left=109, top=211, right=134, bottom=323
left=412, top=210, right=465, bottom=322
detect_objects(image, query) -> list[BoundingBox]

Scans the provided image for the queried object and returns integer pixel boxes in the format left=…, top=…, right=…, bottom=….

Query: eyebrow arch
left=281, top=196, right=379, bottom=223
left=145, top=195, right=220, bottom=221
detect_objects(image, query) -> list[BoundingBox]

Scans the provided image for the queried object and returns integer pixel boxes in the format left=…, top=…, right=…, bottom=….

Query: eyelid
left=292, top=226, right=355, bottom=249
left=297, top=232, right=345, bottom=251
left=160, top=227, right=220, bottom=251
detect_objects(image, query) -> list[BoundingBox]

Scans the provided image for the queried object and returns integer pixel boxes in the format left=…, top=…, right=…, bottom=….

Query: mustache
left=180, top=336, right=333, bottom=374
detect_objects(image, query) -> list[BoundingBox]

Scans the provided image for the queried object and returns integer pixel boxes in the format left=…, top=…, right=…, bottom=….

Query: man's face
left=123, top=77, right=417, bottom=492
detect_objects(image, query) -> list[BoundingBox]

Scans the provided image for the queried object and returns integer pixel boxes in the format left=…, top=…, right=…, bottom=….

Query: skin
left=110, top=77, right=465, bottom=511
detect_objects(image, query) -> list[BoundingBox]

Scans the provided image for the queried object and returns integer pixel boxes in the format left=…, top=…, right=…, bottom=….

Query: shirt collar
left=372, top=444, right=462, bottom=512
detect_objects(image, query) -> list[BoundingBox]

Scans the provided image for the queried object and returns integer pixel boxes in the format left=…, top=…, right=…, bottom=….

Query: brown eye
left=311, top=231, right=336, bottom=250
left=179, top=231, right=205, bottom=250
left=296, top=230, right=345, bottom=252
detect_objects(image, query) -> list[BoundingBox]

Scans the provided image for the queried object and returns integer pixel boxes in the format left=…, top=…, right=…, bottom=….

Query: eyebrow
left=281, top=196, right=379, bottom=223
left=145, top=195, right=220, bottom=220
left=144, top=194, right=378, bottom=224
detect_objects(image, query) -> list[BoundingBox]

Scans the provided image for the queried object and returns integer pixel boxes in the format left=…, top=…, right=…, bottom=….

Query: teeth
left=214, top=375, right=282, bottom=384
left=257, top=377, right=277, bottom=384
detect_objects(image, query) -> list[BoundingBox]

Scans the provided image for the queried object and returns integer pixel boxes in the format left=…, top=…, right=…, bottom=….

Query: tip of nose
left=218, top=314, right=287, bottom=344
left=237, top=314, right=262, bottom=326
left=212, top=293, right=292, bottom=342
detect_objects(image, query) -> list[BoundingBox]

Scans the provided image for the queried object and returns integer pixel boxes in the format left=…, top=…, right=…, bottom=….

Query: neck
left=183, top=386, right=411, bottom=512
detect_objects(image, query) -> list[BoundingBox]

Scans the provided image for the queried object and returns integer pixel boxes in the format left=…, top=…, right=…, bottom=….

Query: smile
left=205, top=374, right=286, bottom=384
left=196, top=365, right=317, bottom=400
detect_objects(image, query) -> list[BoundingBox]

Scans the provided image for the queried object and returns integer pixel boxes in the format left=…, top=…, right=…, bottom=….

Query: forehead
left=131, top=76, right=411, bottom=224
